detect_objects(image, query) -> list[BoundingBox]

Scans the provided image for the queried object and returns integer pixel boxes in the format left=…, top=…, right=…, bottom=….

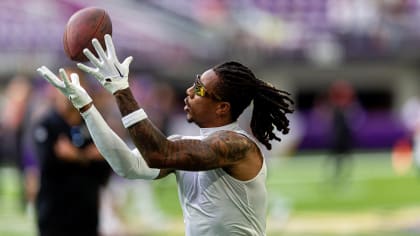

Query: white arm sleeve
left=81, top=106, right=159, bottom=180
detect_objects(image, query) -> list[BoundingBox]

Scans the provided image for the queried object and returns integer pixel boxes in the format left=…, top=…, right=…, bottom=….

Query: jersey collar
left=199, top=122, right=241, bottom=137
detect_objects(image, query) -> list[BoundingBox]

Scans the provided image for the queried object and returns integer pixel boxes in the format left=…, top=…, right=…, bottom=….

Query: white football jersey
left=171, top=122, right=267, bottom=236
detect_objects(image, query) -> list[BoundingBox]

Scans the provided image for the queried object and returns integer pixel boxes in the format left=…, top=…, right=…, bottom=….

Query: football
left=63, top=7, right=112, bottom=62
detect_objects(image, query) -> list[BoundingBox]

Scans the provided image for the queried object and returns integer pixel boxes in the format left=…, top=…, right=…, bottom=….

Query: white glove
left=77, top=34, right=133, bottom=94
left=37, top=66, right=92, bottom=110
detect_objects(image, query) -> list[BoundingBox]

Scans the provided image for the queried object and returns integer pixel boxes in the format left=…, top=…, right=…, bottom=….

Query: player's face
left=184, top=69, right=222, bottom=128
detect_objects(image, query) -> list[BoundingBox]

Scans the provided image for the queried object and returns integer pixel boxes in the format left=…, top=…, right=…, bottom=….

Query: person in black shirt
left=326, top=80, right=356, bottom=185
left=33, top=68, right=111, bottom=236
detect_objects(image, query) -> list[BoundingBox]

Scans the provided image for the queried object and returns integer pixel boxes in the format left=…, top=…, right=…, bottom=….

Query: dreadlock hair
left=213, top=61, right=294, bottom=150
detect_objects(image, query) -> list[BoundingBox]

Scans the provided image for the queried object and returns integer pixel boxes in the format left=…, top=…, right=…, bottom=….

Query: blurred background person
left=325, top=80, right=359, bottom=186
left=400, top=95, right=420, bottom=175
left=32, top=68, right=111, bottom=236
left=0, top=75, right=34, bottom=212
left=17, top=79, right=52, bottom=218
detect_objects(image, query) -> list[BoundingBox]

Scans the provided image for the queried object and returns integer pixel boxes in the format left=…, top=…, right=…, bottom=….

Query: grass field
left=1, top=151, right=420, bottom=235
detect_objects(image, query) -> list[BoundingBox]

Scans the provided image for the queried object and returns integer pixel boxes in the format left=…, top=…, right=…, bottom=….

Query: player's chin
left=186, top=114, right=193, bottom=123
left=185, top=111, right=195, bottom=123
left=184, top=106, right=192, bottom=120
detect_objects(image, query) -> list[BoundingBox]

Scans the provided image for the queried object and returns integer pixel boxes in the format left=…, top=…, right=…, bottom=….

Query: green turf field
left=1, top=151, right=420, bottom=235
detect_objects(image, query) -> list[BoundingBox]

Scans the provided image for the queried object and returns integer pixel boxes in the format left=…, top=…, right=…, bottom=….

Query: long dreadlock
left=213, top=61, right=294, bottom=150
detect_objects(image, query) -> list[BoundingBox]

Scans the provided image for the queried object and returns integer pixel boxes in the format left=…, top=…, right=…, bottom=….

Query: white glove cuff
left=70, top=94, right=92, bottom=110
left=106, top=77, right=129, bottom=94
left=122, top=109, right=148, bottom=128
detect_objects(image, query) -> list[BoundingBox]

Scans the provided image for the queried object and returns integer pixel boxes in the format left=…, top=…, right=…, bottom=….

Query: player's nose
left=186, top=85, right=194, bottom=98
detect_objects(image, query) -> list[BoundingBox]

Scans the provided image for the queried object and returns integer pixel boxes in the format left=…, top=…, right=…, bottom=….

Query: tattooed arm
left=114, top=88, right=261, bottom=175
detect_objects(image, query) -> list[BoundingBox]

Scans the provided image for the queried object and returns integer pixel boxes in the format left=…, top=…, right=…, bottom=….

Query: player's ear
left=216, top=102, right=230, bottom=116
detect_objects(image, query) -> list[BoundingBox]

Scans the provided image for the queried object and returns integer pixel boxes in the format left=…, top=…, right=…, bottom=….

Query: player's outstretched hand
left=77, top=34, right=133, bottom=94
left=37, top=66, right=93, bottom=110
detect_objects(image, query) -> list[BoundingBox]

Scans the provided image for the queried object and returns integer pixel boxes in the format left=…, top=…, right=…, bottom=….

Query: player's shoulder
left=207, top=130, right=255, bottom=147
left=210, top=130, right=264, bottom=157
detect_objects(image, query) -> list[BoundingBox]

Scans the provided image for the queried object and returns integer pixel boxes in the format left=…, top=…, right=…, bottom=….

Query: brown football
left=63, top=7, right=112, bottom=62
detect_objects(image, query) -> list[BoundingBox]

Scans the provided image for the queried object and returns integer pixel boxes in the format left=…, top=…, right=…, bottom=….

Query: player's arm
left=116, top=88, right=251, bottom=170
left=80, top=103, right=163, bottom=179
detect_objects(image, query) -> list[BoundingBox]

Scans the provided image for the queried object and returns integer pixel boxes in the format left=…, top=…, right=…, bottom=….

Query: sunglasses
left=194, top=75, right=222, bottom=101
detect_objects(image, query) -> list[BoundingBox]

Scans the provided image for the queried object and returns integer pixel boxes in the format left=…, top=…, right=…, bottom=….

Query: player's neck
left=199, top=121, right=239, bottom=137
